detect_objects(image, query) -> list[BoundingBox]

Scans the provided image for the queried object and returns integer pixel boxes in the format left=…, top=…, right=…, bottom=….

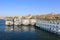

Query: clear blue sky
left=0, top=0, right=60, bottom=16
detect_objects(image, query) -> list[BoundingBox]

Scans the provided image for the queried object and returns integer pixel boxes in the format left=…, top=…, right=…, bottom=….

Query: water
left=0, top=25, right=60, bottom=40
left=0, top=20, right=60, bottom=40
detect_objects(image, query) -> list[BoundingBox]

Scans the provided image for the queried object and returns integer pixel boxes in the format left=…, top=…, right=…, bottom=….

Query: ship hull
left=30, top=19, right=36, bottom=25
left=5, top=21, right=13, bottom=25
left=36, top=20, right=60, bottom=35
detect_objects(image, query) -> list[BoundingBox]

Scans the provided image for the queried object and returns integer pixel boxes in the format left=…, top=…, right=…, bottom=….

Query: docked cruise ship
left=5, top=17, right=13, bottom=25
left=21, top=19, right=36, bottom=25
left=22, top=19, right=30, bottom=25
left=5, top=14, right=37, bottom=26
left=5, top=20, right=13, bottom=25
left=36, top=20, right=60, bottom=35
left=14, top=18, right=21, bottom=25
left=30, top=19, right=36, bottom=25
left=5, top=19, right=13, bottom=25
left=5, top=18, right=37, bottom=26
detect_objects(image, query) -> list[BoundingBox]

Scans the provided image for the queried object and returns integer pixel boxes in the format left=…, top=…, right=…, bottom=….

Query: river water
left=0, top=25, right=60, bottom=40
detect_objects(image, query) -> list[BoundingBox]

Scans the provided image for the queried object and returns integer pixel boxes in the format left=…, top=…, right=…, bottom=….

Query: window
left=57, top=23, right=59, bottom=25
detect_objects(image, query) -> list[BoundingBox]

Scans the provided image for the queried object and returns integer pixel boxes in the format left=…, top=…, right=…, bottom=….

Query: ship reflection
left=5, top=26, right=35, bottom=32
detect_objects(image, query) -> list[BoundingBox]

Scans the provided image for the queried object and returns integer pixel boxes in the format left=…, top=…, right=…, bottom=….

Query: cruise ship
left=14, top=18, right=21, bottom=25
left=36, top=20, right=60, bottom=35
left=6, top=20, right=13, bottom=25
left=30, top=19, right=36, bottom=25
left=5, top=17, right=13, bottom=25
left=22, top=19, right=37, bottom=25
left=22, top=19, right=30, bottom=25
left=5, top=18, right=37, bottom=26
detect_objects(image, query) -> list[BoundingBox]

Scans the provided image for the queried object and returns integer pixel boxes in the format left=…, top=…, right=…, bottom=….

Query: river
left=0, top=25, right=60, bottom=40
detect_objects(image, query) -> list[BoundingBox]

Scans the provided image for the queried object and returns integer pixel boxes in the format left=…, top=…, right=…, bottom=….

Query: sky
left=0, top=0, right=60, bottom=16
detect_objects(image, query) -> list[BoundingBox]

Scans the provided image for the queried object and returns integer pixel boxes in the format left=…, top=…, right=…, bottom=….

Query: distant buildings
left=36, top=12, right=60, bottom=20
left=0, top=12, right=60, bottom=20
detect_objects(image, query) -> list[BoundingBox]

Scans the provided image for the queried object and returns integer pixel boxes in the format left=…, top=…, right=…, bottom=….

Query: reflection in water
left=0, top=25, right=60, bottom=40
left=5, top=26, right=13, bottom=32
left=5, top=26, right=35, bottom=32
left=22, top=26, right=29, bottom=32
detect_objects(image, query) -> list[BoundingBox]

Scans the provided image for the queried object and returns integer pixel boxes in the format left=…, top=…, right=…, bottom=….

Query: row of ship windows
left=37, top=23, right=59, bottom=28
left=37, top=21, right=60, bottom=25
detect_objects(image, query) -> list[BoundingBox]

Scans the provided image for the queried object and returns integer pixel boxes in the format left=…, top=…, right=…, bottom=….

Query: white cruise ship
left=14, top=18, right=21, bottom=25
left=22, top=19, right=30, bottom=25
left=5, top=17, right=13, bottom=25
left=6, top=20, right=13, bottom=25
left=30, top=19, right=36, bottom=25
left=36, top=20, right=60, bottom=35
